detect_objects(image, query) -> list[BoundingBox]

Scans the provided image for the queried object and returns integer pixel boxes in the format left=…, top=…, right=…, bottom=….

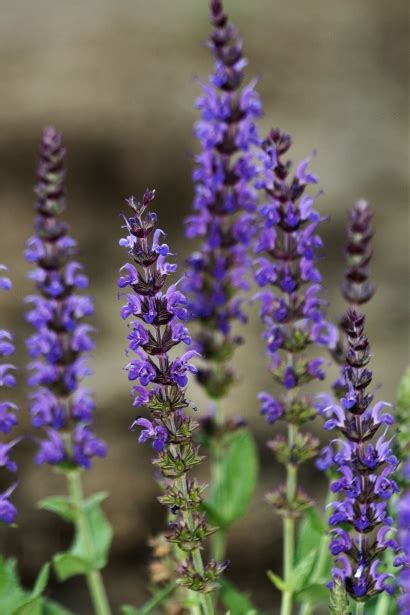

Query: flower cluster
left=324, top=310, right=400, bottom=601
left=0, top=266, right=19, bottom=524
left=341, top=199, right=375, bottom=306
left=330, top=199, right=375, bottom=374
left=183, top=0, right=262, bottom=400
left=254, top=129, right=337, bottom=511
left=118, top=189, right=226, bottom=594
left=25, top=127, right=106, bottom=469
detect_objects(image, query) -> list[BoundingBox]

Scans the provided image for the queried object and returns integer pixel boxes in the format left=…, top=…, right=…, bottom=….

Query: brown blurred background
left=0, top=0, right=408, bottom=613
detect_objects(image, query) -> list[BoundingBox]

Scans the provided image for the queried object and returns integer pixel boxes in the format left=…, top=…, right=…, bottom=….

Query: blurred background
left=0, top=0, right=408, bottom=612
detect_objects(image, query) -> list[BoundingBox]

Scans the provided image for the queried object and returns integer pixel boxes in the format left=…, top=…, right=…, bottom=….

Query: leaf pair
left=38, top=491, right=112, bottom=581
left=0, top=556, right=73, bottom=615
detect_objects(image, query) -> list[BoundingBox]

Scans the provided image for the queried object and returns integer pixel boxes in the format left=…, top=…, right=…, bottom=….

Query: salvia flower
left=254, top=128, right=336, bottom=462
left=118, top=189, right=226, bottom=596
left=317, top=200, right=376, bottom=476
left=253, top=128, right=337, bottom=612
left=341, top=199, right=375, bottom=306
left=0, top=266, right=19, bottom=524
left=326, top=310, right=401, bottom=602
left=331, top=200, right=375, bottom=373
left=25, top=127, right=106, bottom=470
left=182, top=0, right=262, bottom=400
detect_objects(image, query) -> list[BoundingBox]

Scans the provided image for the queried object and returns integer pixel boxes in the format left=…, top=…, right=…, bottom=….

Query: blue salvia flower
left=316, top=199, right=376, bottom=473
left=183, top=0, right=262, bottom=399
left=0, top=265, right=19, bottom=524
left=324, top=309, right=401, bottom=601
left=25, top=127, right=106, bottom=469
left=118, top=190, right=226, bottom=599
left=254, top=129, right=337, bottom=507
left=253, top=129, right=337, bottom=612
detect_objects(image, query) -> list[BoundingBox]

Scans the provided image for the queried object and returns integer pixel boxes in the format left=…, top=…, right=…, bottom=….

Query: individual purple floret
left=0, top=266, right=19, bottom=524
left=118, top=189, right=226, bottom=601
left=325, top=310, right=401, bottom=602
left=183, top=0, right=262, bottom=400
left=25, top=127, right=106, bottom=470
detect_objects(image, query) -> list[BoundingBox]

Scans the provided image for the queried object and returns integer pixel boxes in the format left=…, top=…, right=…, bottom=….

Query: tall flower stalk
left=303, top=200, right=377, bottom=615
left=118, top=189, right=226, bottom=615
left=324, top=310, right=400, bottom=611
left=183, top=0, right=262, bottom=563
left=184, top=0, right=261, bottom=394
left=183, top=0, right=263, bottom=563
left=254, top=129, right=337, bottom=615
left=0, top=265, right=19, bottom=525
left=25, top=127, right=110, bottom=615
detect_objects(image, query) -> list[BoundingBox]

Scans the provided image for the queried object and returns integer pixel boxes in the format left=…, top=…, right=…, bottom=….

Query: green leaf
left=296, top=507, right=324, bottom=563
left=53, top=498, right=113, bottom=581
left=53, top=554, right=93, bottom=581
left=0, top=556, right=72, bottom=615
left=38, top=496, right=76, bottom=523
left=83, top=492, right=109, bottom=512
left=295, top=584, right=329, bottom=604
left=291, top=549, right=318, bottom=593
left=266, top=570, right=289, bottom=593
left=0, top=557, right=26, bottom=613
left=207, top=430, right=258, bottom=527
left=13, top=596, right=43, bottom=615
left=220, top=579, right=261, bottom=615
left=32, top=563, right=50, bottom=597
left=121, top=608, right=140, bottom=615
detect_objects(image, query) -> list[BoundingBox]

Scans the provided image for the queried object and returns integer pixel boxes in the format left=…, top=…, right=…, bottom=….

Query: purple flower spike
left=182, top=0, right=262, bottom=400
left=25, top=128, right=106, bottom=469
left=254, top=129, right=334, bottom=512
left=0, top=266, right=19, bottom=524
left=119, top=189, right=225, bottom=593
left=328, top=310, right=401, bottom=602
left=342, top=199, right=375, bottom=306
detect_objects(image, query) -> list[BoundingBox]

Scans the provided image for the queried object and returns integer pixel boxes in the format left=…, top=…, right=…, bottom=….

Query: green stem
left=210, top=397, right=227, bottom=563
left=176, top=476, right=215, bottom=615
left=299, top=491, right=335, bottom=615
left=355, top=603, right=365, bottom=615
left=281, top=424, right=298, bottom=615
left=67, top=472, right=112, bottom=615
left=374, top=593, right=389, bottom=615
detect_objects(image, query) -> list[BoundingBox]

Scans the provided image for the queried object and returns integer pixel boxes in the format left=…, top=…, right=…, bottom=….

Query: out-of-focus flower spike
left=183, top=0, right=262, bottom=401
left=25, top=127, right=106, bottom=470
left=0, top=265, right=19, bottom=524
